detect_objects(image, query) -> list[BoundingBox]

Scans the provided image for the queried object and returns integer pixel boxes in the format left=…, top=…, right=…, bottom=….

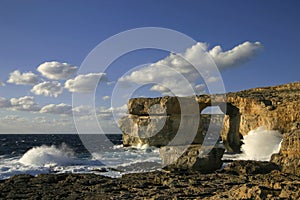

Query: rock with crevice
left=119, top=82, right=300, bottom=172
left=120, top=82, right=300, bottom=153
left=120, top=114, right=223, bottom=147
left=271, top=129, right=300, bottom=176
left=160, top=145, right=225, bottom=173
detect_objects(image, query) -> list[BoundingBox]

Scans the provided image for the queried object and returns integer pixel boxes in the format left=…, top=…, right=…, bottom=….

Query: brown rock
left=160, top=145, right=225, bottom=173
left=121, top=82, right=300, bottom=153
left=120, top=114, right=223, bottom=147
left=271, top=129, right=300, bottom=175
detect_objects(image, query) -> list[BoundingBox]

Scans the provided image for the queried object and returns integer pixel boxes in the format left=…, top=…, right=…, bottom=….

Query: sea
left=0, top=134, right=161, bottom=180
left=0, top=127, right=283, bottom=180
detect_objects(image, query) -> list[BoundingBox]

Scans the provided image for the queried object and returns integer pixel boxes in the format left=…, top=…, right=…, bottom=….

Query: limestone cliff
left=119, top=82, right=300, bottom=153
left=271, top=128, right=300, bottom=175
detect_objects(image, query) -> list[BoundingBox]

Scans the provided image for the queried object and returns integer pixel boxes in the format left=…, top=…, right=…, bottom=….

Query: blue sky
left=0, top=0, right=299, bottom=133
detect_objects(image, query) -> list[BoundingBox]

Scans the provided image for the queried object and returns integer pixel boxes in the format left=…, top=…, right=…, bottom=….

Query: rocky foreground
left=0, top=161, right=299, bottom=199
left=1, top=82, right=299, bottom=199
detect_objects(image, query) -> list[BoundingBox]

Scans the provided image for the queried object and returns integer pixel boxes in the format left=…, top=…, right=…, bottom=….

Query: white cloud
left=1, top=115, right=26, bottom=122
left=0, top=81, right=5, bottom=86
left=206, top=76, right=221, bottom=83
left=0, top=115, right=76, bottom=133
left=7, top=70, right=39, bottom=85
left=9, top=96, right=40, bottom=112
left=64, top=73, right=107, bottom=93
left=98, top=104, right=128, bottom=119
left=102, top=96, right=110, bottom=101
left=0, top=97, right=10, bottom=108
left=31, top=81, right=63, bottom=98
left=118, top=41, right=263, bottom=96
left=0, top=96, right=40, bottom=112
left=105, top=104, right=128, bottom=113
left=37, top=61, right=77, bottom=80
left=194, top=84, right=206, bottom=94
left=209, top=41, right=263, bottom=69
left=40, top=103, right=72, bottom=115
left=72, top=105, right=94, bottom=116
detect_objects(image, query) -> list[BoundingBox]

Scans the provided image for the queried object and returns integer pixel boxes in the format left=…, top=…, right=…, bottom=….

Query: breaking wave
left=239, top=126, right=283, bottom=161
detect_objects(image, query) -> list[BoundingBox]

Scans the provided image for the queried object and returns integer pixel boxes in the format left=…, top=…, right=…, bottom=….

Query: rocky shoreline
left=0, top=161, right=299, bottom=199
left=1, top=82, right=299, bottom=199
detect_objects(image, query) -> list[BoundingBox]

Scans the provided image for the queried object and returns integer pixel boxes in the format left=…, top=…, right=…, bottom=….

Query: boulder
left=160, top=145, right=225, bottom=173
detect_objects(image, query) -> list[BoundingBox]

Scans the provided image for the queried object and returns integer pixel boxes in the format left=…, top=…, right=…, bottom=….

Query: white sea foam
left=0, top=143, right=161, bottom=180
left=239, top=126, right=283, bottom=161
left=19, top=143, right=75, bottom=167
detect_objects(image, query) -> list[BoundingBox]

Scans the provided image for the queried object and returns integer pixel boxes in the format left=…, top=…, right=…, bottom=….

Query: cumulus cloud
left=98, top=104, right=128, bottom=119
left=0, top=81, right=5, bottom=86
left=119, top=41, right=263, bottom=96
left=9, top=96, right=40, bottom=112
left=7, top=70, right=39, bottom=85
left=37, top=61, right=77, bottom=80
left=102, top=96, right=110, bottom=101
left=40, top=103, right=95, bottom=116
left=31, top=81, right=63, bottom=98
left=0, top=97, right=10, bottom=108
left=40, top=103, right=72, bottom=115
left=209, top=41, right=263, bottom=69
left=64, top=73, right=107, bottom=93
left=0, top=115, right=76, bottom=133
left=0, top=96, right=40, bottom=112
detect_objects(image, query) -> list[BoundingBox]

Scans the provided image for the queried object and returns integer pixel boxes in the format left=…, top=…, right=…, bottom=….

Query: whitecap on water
left=239, top=126, right=282, bottom=161
left=0, top=142, right=161, bottom=180
left=19, top=143, right=75, bottom=167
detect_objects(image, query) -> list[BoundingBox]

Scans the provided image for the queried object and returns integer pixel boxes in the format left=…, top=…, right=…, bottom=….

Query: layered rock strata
left=271, top=128, right=300, bottom=176
left=119, top=82, right=300, bottom=172
left=120, top=82, right=300, bottom=152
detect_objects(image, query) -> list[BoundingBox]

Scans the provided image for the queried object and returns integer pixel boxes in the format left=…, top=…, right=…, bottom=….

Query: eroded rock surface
left=271, top=129, right=300, bottom=176
left=160, top=145, right=225, bottom=173
left=119, top=82, right=300, bottom=173
left=120, top=82, right=300, bottom=153
left=120, top=114, right=222, bottom=147
left=0, top=161, right=299, bottom=199
left=223, top=82, right=300, bottom=152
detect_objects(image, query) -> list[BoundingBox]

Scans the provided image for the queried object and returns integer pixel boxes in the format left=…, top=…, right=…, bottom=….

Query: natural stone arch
left=199, top=102, right=242, bottom=153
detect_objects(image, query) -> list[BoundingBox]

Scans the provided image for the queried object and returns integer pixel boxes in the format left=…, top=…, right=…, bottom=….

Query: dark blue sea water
left=0, top=134, right=161, bottom=180
left=0, top=134, right=122, bottom=157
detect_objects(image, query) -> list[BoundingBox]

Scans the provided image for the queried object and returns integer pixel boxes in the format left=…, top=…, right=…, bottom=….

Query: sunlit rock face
left=120, top=82, right=300, bottom=152
left=222, top=82, right=300, bottom=152
left=119, top=114, right=223, bottom=147
left=271, top=128, right=300, bottom=176
left=119, top=82, right=300, bottom=172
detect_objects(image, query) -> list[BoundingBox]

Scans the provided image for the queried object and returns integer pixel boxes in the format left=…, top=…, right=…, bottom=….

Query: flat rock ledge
left=0, top=161, right=299, bottom=199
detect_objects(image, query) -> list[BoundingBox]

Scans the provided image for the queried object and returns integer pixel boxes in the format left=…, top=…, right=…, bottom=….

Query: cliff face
left=222, top=82, right=300, bottom=152
left=118, top=82, right=300, bottom=173
left=119, top=82, right=300, bottom=152
left=271, top=129, right=300, bottom=175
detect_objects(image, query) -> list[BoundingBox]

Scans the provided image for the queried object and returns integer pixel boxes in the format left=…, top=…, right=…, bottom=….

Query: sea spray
left=240, top=126, right=282, bottom=161
left=19, top=143, right=75, bottom=167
